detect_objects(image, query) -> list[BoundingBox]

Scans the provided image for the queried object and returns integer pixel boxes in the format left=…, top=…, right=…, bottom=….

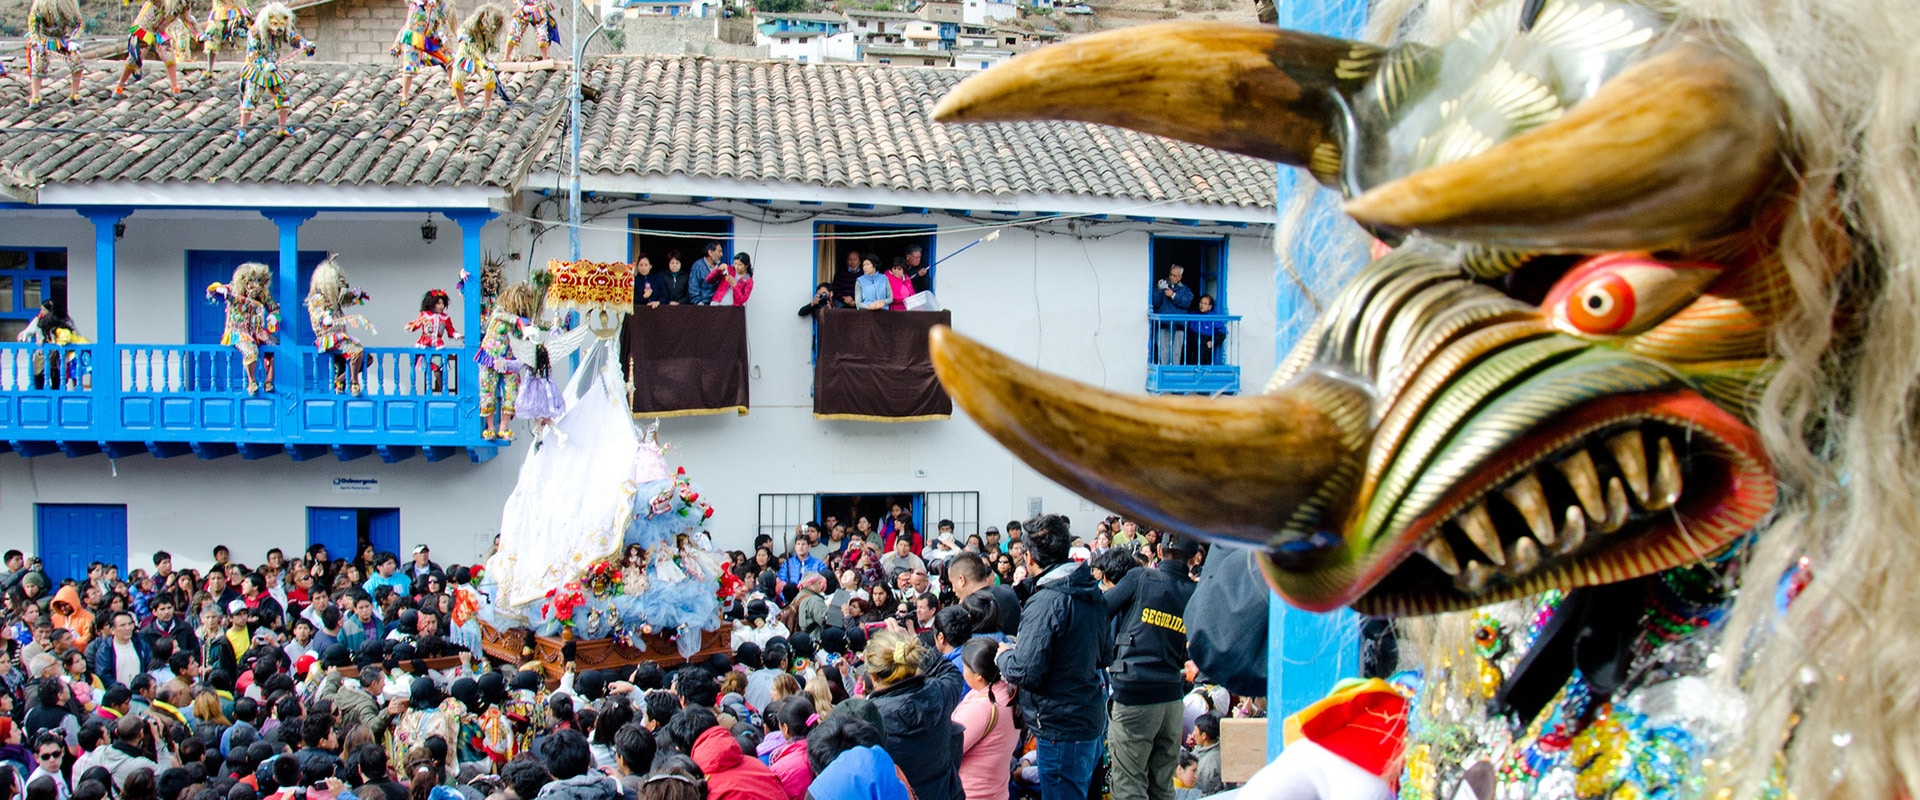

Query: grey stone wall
left=617, top=14, right=764, bottom=56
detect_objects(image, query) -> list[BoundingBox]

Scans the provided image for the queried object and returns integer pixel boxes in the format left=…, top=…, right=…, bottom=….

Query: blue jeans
left=1036, top=736, right=1102, bottom=800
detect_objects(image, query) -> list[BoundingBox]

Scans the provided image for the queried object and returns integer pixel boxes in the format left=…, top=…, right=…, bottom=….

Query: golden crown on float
left=544, top=259, right=636, bottom=335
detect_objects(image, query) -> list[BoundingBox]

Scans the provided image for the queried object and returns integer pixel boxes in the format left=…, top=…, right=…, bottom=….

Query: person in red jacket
left=684, top=710, right=786, bottom=800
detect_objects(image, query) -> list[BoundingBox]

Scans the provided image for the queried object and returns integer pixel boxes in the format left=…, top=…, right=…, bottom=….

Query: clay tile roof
left=0, top=62, right=567, bottom=190
left=552, top=55, right=1277, bottom=211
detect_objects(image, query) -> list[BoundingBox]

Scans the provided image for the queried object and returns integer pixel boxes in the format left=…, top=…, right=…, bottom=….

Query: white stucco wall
left=0, top=199, right=1275, bottom=572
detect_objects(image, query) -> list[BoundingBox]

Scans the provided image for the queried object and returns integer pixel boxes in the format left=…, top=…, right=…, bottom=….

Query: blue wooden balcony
left=0, top=341, right=498, bottom=462
left=1146, top=313, right=1242, bottom=395
left=0, top=207, right=504, bottom=463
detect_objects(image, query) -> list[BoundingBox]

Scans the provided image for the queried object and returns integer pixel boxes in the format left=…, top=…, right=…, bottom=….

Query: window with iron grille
left=924, top=491, right=981, bottom=538
left=757, top=493, right=815, bottom=549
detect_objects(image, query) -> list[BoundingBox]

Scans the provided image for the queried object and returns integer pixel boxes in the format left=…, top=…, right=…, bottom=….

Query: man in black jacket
left=996, top=514, right=1112, bottom=800
left=1103, top=534, right=1200, bottom=800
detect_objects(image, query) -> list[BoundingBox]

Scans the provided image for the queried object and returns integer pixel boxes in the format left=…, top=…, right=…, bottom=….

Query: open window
left=815, top=221, right=938, bottom=300
left=1149, top=235, right=1225, bottom=312
left=1147, top=235, right=1240, bottom=395
left=629, top=214, right=734, bottom=282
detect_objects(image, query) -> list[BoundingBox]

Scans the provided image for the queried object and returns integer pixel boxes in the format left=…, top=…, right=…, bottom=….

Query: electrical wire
left=0, top=94, right=567, bottom=135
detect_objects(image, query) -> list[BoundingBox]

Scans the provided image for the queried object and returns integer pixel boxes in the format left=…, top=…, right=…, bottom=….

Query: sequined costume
left=202, top=0, right=254, bottom=57
left=238, top=24, right=314, bottom=109
left=125, top=0, right=193, bottom=72
left=505, top=0, right=557, bottom=54
left=406, top=310, right=457, bottom=349
left=206, top=283, right=273, bottom=365
left=307, top=294, right=365, bottom=360
left=391, top=0, right=454, bottom=72
left=26, top=5, right=84, bottom=79
left=474, top=309, right=524, bottom=419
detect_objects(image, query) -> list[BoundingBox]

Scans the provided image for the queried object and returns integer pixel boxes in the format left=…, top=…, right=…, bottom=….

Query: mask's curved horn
left=1342, top=40, right=1783, bottom=251
left=931, top=20, right=1377, bottom=170
left=930, top=326, right=1373, bottom=548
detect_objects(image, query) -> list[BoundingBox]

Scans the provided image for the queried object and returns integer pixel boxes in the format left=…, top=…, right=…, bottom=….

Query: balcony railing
left=0, top=341, right=494, bottom=461
left=1146, top=313, right=1241, bottom=395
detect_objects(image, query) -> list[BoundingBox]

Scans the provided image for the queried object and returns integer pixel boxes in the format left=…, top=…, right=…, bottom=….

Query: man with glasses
left=28, top=733, right=69, bottom=800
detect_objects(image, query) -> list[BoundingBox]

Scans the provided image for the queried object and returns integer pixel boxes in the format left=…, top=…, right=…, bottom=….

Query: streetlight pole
left=569, top=0, right=583, bottom=261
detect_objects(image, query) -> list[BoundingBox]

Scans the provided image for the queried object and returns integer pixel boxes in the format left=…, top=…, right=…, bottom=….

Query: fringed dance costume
left=475, top=309, right=525, bottom=425
left=506, top=0, right=557, bottom=54
left=238, top=24, right=314, bottom=110
left=202, top=0, right=254, bottom=60
left=392, top=0, right=454, bottom=72
left=26, top=11, right=83, bottom=79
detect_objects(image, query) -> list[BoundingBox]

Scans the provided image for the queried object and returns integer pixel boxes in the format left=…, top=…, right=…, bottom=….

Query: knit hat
left=734, top=642, right=763, bottom=670
left=819, top=627, right=847, bottom=656
left=409, top=676, right=443, bottom=708
left=510, top=668, right=542, bottom=693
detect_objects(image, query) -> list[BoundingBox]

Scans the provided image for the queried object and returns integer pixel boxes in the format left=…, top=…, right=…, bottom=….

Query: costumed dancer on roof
left=235, top=2, right=315, bottom=138
left=201, top=0, right=255, bottom=81
left=405, top=289, right=460, bottom=393
left=113, top=0, right=201, bottom=97
left=449, top=3, right=504, bottom=113
left=305, top=256, right=373, bottom=396
left=25, top=0, right=85, bottom=107
left=390, top=0, right=456, bottom=106
left=475, top=283, right=536, bottom=441
left=205, top=262, right=282, bottom=395
left=502, top=0, right=555, bottom=62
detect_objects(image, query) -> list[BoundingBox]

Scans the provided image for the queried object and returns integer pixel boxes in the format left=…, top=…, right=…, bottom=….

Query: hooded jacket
left=869, top=650, right=966, bottom=800
left=996, top=561, right=1113, bottom=742
left=533, top=773, right=621, bottom=800
left=96, top=739, right=172, bottom=789
left=691, top=726, right=786, bottom=800
left=51, top=585, right=95, bottom=649
left=805, top=746, right=913, bottom=800
left=1103, top=559, right=1197, bottom=706
left=767, top=738, right=812, bottom=800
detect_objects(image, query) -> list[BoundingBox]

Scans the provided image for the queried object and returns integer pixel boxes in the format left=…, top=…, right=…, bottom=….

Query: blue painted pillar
left=1265, top=0, right=1371, bottom=759
left=82, top=208, right=132, bottom=422
left=446, top=210, right=496, bottom=432
left=266, top=209, right=318, bottom=402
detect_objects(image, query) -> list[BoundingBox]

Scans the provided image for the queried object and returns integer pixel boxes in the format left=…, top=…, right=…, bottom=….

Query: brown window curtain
left=812, top=308, right=953, bottom=421
left=625, top=305, right=750, bottom=417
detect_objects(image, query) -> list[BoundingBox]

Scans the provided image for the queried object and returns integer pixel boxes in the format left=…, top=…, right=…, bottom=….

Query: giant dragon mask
left=928, top=0, right=1809, bottom=616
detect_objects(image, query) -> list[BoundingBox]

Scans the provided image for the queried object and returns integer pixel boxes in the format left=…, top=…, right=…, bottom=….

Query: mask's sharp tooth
left=1607, top=429, right=1650, bottom=504
left=1502, top=470, right=1555, bottom=547
left=1455, top=561, right=1496, bottom=595
left=1556, top=505, right=1587, bottom=555
left=1419, top=538, right=1461, bottom=576
left=1596, top=477, right=1630, bottom=534
left=1502, top=536, right=1541, bottom=577
left=1457, top=503, right=1506, bottom=566
left=1556, top=450, right=1605, bottom=521
left=1650, top=436, right=1682, bottom=510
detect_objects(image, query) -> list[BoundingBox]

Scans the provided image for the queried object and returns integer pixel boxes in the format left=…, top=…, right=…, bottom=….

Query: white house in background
left=1, top=55, right=1280, bottom=575
left=903, top=20, right=944, bottom=49
left=961, top=0, right=1018, bottom=24
left=620, top=0, right=692, bottom=15
left=916, top=0, right=963, bottom=23
left=954, top=47, right=1014, bottom=69
left=845, top=8, right=922, bottom=43
left=764, top=29, right=831, bottom=60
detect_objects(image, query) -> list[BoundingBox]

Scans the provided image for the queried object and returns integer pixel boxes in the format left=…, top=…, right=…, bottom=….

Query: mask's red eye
left=1545, top=254, right=1724, bottom=338
left=1566, top=274, right=1634, bottom=334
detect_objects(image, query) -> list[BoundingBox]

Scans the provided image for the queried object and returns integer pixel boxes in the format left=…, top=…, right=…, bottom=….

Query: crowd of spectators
left=0, top=509, right=1259, bottom=800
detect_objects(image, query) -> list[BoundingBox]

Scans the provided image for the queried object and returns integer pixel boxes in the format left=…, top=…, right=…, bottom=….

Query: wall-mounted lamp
left=114, top=222, right=126, bottom=240
left=421, top=214, right=439, bottom=243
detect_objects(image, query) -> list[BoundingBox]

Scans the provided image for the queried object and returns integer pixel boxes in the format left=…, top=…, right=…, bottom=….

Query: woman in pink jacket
left=951, top=638, right=1020, bottom=800
left=707, top=252, right=755, bottom=306
left=885, top=257, right=915, bottom=310
left=763, top=695, right=816, bottom=800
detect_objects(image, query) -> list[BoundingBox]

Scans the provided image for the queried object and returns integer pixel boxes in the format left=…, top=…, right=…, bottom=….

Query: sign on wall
left=331, top=477, right=381, bottom=494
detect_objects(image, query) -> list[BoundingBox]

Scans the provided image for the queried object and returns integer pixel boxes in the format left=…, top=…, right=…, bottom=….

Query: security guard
left=1103, top=533, right=1201, bottom=800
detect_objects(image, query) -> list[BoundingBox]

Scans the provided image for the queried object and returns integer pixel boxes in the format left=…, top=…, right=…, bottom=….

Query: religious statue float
left=930, top=0, right=1915, bottom=796
left=477, top=260, right=733, bottom=676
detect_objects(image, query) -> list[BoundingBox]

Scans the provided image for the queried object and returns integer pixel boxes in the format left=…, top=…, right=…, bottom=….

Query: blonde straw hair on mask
left=862, top=629, right=925, bottom=689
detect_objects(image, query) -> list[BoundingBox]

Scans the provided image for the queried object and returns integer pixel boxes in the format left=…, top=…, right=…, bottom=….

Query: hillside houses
left=752, top=2, right=1057, bottom=67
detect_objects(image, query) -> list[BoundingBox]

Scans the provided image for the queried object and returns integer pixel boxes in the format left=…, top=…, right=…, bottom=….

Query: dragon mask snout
left=931, top=2, right=1795, bottom=614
